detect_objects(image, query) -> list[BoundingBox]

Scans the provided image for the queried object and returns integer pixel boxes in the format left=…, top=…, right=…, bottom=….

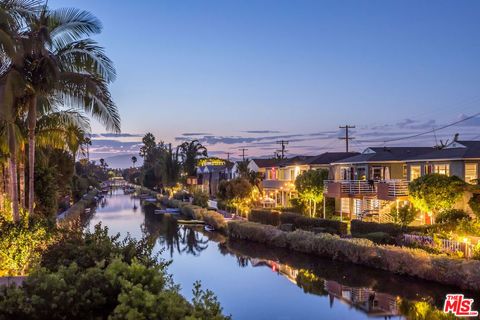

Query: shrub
left=249, top=210, right=281, bottom=226
left=389, top=204, right=418, bottom=227
left=181, top=205, right=207, bottom=219
left=0, top=225, right=230, bottom=320
left=409, top=174, right=465, bottom=217
left=203, top=211, right=227, bottom=233
left=0, top=218, right=56, bottom=276
left=351, top=220, right=404, bottom=237
left=192, top=190, right=209, bottom=208
left=468, top=194, right=480, bottom=219
left=355, top=232, right=395, bottom=245
left=279, top=212, right=348, bottom=235
left=436, top=209, right=471, bottom=224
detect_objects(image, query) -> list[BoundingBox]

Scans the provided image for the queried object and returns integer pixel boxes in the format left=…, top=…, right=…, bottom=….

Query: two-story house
left=251, top=153, right=358, bottom=207
left=405, top=141, right=480, bottom=183
left=324, top=147, right=434, bottom=222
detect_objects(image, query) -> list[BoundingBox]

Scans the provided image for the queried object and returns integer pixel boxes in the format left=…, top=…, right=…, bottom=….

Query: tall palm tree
left=179, top=140, right=207, bottom=176
left=0, top=0, right=40, bottom=221
left=2, top=4, right=120, bottom=215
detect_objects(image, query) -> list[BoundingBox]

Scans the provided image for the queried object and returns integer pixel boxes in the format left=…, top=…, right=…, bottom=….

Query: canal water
left=88, top=188, right=470, bottom=320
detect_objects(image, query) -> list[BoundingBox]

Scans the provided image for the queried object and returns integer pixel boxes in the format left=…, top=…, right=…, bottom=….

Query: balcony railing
left=324, top=179, right=409, bottom=200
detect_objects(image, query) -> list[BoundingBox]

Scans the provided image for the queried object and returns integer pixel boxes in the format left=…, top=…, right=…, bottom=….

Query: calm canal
left=87, top=188, right=471, bottom=319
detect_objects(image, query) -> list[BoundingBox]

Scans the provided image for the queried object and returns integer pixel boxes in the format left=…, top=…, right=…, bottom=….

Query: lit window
left=465, top=163, right=478, bottom=184
left=341, top=198, right=350, bottom=213
left=434, top=164, right=450, bottom=176
left=410, top=166, right=421, bottom=181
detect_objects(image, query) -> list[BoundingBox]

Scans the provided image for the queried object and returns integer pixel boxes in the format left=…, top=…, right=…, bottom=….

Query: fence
left=403, top=234, right=476, bottom=258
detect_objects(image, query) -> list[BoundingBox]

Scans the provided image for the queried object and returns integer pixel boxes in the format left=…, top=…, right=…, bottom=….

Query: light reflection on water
left=87, top=188, right=470, bottom=320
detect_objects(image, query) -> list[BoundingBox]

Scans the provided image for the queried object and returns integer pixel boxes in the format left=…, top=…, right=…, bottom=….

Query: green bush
left=0, top=218, right=56, bottom=276
left=0, top=224, right=230, bottom=319
left=249, top=210, right=281, bottom=226
left=181, top=205, right=207, bottom=219
left=468, top=194, right=480, bottom=219
left=280, top=212, right=348, bottom=235
left=351, top=220, right=404, bottom=237
left=355, top=232, right=395, bottom=245
left=436, top=209, right=471, bottom=224
left=203, top=211, right=227, bottom=233
left=228, top=220, right=480, bottom=291
left=192, top=190, right=209, bottom=208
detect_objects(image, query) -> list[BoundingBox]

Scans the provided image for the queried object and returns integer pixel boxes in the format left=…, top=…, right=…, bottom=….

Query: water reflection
left=89, top=189, right=478, bottom=320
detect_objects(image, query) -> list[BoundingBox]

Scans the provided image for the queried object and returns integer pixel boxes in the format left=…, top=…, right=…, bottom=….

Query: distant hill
left=97, top=154, right=143, bottom=169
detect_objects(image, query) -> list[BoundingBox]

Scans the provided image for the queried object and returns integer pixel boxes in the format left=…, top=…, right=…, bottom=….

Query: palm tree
left=0, top=0, right=41, bottom=221
left=179, top=140, right=207, bottom=176
left=131, top=155, right=137, bottom=168
left=2, top=3, right=120, bottom=215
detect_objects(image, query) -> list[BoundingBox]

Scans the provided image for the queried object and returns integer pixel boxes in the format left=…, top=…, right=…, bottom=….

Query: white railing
left=324, top=179, right=409, bottom=197
left=386, top=180, right=409, bottom=197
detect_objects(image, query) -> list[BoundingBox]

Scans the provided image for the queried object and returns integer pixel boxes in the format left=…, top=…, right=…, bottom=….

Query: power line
left=339, top=125, right=355, bottom=152
left=360, top=111, right=480, bottom=144
left=276, top=140, right=289, bottom=159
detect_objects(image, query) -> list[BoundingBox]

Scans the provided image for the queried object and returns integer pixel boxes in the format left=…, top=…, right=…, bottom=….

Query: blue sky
left=49, top=0, right=480, bottom=163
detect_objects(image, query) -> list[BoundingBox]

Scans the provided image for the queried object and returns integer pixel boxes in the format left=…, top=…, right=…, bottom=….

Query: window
left=465, top=163, right=478, bottom=183
left=340, top=198, right=350, bottom=213
left=410, top=165, right=421, bottom=181
left=371, top=167, right=383, bottom=180
left=434, top=164, right=449, bottom=176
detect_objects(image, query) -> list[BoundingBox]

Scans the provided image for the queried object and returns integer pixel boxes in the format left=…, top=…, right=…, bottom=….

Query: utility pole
left=239, top=148, right=248, bottom=161
left=276, top=140, right=289, bottom=159
left=339, top=125, right=355, bottom=152
left=225, top=152, right=232, bottom=161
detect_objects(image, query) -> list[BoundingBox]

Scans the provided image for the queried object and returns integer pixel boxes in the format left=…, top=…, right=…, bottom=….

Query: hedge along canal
left=88, top=188, right=475, bottom=319
left=228, top=220, right=480, bottom=291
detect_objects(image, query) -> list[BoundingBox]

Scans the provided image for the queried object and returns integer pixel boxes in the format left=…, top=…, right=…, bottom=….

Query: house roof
left=280, top=155, right=315, bottom=167
left=405, top=141, right=480, bottom=162
left=333, top=147, right=434, bottom=164
left=307, top=152, right=360, bottom=165
left=250, top=158, right=283, bottom=168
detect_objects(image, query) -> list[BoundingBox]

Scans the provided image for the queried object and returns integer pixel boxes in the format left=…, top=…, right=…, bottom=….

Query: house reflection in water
left=250, top=258, right=400, bottom=318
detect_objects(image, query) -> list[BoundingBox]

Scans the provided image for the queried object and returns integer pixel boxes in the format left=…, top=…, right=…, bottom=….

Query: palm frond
left=56, top=39, right=116, bottom=82
left=48, top=8, right=101, bottom=48
left=58, top=72, right=120, bottom=133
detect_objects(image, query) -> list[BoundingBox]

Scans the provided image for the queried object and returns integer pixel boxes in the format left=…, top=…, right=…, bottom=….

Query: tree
left=295, top=169, right=329, bottom=217
left=1, top=3, right=120, bottom=216
left=236, top=159, right=263, bottom=192
left=409, top=174, right=466, bottom=222
left=131, top=156, right=137, bottom=168
left=217, top=178, right=253, bottom=215
left=139, top=133, right=156, bottom=163
left=179, top=140, right=207, bottom=176
left=389, top=204, right=418, bottom=227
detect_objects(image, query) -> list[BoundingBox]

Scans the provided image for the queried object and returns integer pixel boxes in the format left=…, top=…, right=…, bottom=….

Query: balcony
left=324, top=180, right=409, bottom=200
left=261, top=179, right=295, bottom=190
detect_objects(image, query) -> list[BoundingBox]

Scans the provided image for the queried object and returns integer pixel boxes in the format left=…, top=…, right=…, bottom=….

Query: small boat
left=204, top=225, right=215, bottom=232
left=177, top=219, right=205, bottom=225
left=165, top=208, right=180, bottom=213
left=143, top=197, right=157, bottom=203
left=154, top=209, right=168, bottom=215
